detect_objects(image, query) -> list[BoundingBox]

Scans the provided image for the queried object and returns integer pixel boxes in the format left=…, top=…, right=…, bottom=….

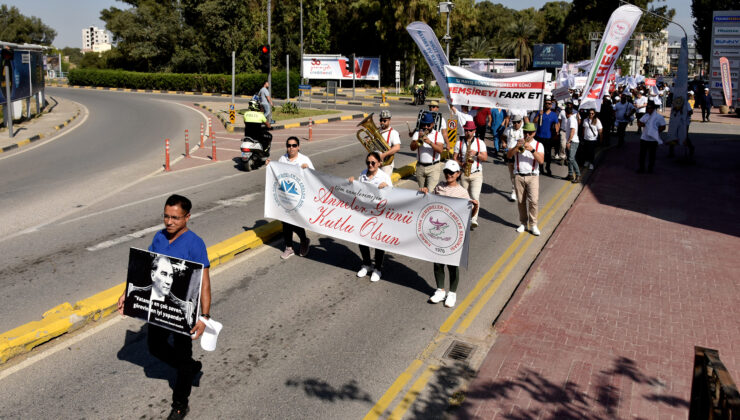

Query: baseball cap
left=511, top=114, right=523, bottom=122
left=444, top=160, right=460, bottom=173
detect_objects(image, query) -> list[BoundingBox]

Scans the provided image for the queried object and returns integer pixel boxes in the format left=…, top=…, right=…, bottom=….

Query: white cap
left=688, top=90, right=694, bottom=95
left=444, top=160, right=460, bottom=173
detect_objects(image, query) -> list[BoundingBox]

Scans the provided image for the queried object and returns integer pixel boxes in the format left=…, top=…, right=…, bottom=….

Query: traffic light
left=258, top=45, right=270, bottom=74
left=1, top=47, right=13, bottom=90
left=1, top=47, right=13, bottom=62
left=344, top=57, right=354, bottom=74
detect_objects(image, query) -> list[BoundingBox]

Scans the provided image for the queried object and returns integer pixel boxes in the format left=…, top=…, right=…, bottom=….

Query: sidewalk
left=0, top=96, right=82, bottom=153
left=457, top=123, right=740, bottom=418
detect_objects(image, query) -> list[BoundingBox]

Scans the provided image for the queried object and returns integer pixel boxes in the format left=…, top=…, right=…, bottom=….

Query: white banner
left=264, top=163, right=472, bottom=267
left=406, top=21, right=451, bottom=100
left=580, top=5, right=642, bottom=111
left=445, top=65, right=545, bottom=109
left=667, top=37, right=689, bottom=145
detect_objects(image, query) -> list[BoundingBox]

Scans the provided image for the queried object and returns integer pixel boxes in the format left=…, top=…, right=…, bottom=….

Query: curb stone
left=0, top=161, right=418, bottom=365
left=0, top=108, right=82, bottom=154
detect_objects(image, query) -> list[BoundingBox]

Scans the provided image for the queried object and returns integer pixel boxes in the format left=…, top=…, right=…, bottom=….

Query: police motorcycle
left=413, top=79, right=426, bottom=105
left=240, top=100, right=273, bottom=172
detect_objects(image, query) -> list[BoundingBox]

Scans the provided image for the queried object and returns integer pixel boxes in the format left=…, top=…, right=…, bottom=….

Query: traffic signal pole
left=267, top=0, right=272, bottom=95
left=2, top=49, right=13, bottom=138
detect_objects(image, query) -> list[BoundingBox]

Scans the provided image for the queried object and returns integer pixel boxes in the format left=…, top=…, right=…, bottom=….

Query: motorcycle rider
left=414, top=79, right=425, bottom=104
left=243, top=100, right=272, bottom=154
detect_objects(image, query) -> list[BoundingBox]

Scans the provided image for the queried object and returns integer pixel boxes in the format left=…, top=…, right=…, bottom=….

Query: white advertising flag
left=264, top=163, right=472, bottom=267
left=406, top=21, right=451, bottom=99
left=580, top=5, right=642, bottom=111
left=445, top=65, right=545, bottom=110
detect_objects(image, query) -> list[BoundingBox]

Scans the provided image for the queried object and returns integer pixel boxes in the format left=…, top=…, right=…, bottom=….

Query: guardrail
left=689, top=346, right=740, bottom=419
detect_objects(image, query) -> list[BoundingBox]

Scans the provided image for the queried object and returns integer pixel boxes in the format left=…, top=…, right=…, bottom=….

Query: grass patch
left=236, top=107, right=340, bottom=122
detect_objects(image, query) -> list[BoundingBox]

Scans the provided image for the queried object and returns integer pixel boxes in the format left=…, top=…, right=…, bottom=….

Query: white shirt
left=563, top=114, right=579, bottom=143
left=614, top=101, right=634, bottom=122
left=512, top=139, right=543, bottom=175
left=379, top=127, right=401, bottom=147
left=358, top=169, right=393, bottom=188
left=582, top=118, right=602, bottom=141
left=504, top=127, right=524, bottom=149
left=558, top=110, right=567, bottom=132
left=454, top=136, right=485, bottom=174
left=634, top=96, right=647, bottom=113
left=278, top=152, right=314, bottom=169
left=456, top=112, right=473, bottom=138
left=412, top=129, right=442, bottom=164
left=639, top=111, right=666, bottom=144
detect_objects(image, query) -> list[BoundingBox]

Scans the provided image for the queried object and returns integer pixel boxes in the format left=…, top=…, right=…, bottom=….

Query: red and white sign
left=645, top=78, right=656, bottom=86
left=302, top=55, right=379, bottom=81
left=445, top=65, right=545, bottom=110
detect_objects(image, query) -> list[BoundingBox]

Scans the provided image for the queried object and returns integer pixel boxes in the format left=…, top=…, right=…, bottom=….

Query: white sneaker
left=444, top=292, right=457, bottom=308
left=531, top=225, right=541, bottom=236
left=429, top=288, right=446, bottom=303
left=357, top=265, right=370, bottom=277
left=471, top=220, right=479, bottom=230
left=510, top=190, right=517, bottom=202
left=588, top=163, right=594, bottom=170
left=516, top=224, right=526, bottom=233
left=370, top=269, right=381, bottom=282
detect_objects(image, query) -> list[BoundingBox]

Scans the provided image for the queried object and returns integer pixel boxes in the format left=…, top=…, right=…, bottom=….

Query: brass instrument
left=409, top=110, right=443, bottom=136
left=462, top=138, right=475, bottom=177
left=356, top=113, right=394, bottom=166
left=416, top=127, right=430, bottom=147
left=518, top=138, right=531, bottom=154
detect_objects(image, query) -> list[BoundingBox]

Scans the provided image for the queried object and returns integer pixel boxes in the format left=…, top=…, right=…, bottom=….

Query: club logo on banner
left=264, top=162, right=472, bottom=266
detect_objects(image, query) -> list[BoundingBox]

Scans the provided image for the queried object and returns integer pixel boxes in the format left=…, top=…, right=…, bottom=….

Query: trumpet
left=416, top=127, right=430, bottom=147
left=518, top=139, right=531, bottom=154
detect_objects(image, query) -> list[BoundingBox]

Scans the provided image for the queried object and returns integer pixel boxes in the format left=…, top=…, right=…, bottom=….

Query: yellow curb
left=283, top=123, right=301, bottom=129
left=314, top=119, right=329, bottom=124
left=184, top=92, right=194, bottom=95
left=16, top=139, right=31, bottom=147
left=379, top=103, right=390, bottom=107
left=340, top=115, right=353, bottom=121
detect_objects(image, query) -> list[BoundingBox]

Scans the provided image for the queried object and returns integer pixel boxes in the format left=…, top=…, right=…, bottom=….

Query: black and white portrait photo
left=123, top=248, right=203, bottom=335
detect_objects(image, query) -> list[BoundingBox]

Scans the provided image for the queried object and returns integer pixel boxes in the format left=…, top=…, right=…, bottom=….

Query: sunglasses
left=287, top=143, right=299, bottom=148
left=513, top=121, right=522, bottom=124
left=443, top=169, right=457, bottom=176
left=379, top=118, right=390, bottom=122
left=366, top=160, right=379, bottom=166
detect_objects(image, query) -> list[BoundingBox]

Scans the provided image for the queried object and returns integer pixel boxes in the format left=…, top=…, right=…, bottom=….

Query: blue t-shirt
left=149, top=229, right=210, bottom=268
left=535, top=111, right=559, bottom=138
left=490, top=108, right=506, bottom=136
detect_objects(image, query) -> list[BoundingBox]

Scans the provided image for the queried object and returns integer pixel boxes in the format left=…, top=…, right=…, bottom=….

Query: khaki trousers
left=416, top=162, right=442, bottom=189
left=558, top=131, right=567, bottom=159
left=514, top=174, right=539, bottom=226
left=507, top=162, right=516, bottom=190
left=460, top=170, right=482, bottom=224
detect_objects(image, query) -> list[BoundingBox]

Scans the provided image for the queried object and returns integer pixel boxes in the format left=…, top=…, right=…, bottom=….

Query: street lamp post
left=438, top=2, right=454, bottom=60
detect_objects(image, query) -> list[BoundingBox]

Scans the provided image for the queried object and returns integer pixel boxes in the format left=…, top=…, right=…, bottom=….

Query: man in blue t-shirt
left=489, top=107, right=507, bottom=158
left=533, top=97, right=560, bottom=176
left=118, top=194, right=211, bottom=420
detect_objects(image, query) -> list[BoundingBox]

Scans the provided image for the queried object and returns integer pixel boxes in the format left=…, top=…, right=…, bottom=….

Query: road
left=0, top=88, right=581, bottom=419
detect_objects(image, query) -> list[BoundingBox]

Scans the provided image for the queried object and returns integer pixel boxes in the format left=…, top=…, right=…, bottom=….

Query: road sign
left=21, top=53, right=30, bottom=64
left=298, top=84, right=311, bottom=90
left=229, top=103, right=236, bottom=124
left=447, top=119, right=457, bottom=145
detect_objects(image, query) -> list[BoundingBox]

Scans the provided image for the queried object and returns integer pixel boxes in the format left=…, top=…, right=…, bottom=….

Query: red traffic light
left=260, top=45, right=269, bottom=54
left=1, top=47, right=13, bottom=61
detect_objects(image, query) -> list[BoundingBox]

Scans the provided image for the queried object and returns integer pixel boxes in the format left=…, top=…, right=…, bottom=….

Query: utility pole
left=300, top=0, right=303, bottom=83
left=352, top=53, right=356, bottom=100
left=438, top=2, right=454, bottom=60
left=267, top=0, right=272, bottom=94
left=231, top=51, right=235, bottom=104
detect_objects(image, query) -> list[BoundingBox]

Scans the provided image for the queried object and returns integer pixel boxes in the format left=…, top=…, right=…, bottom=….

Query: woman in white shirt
left=272, top=136, right=315, bottom=259
left=564, top=108, right=581, bottom=183
left=348, top=151, right=392, bottom=282
left=581, top=109, right=603, bottom=170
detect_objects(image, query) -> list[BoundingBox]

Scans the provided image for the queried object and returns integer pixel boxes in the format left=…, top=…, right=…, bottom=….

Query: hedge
left=67, top=69, right=300, bottom=99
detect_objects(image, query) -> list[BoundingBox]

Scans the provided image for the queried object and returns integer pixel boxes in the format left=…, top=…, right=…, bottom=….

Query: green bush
left=279, top=101, right=299, bottom=114
left=67, top=69, right=300, bottom=98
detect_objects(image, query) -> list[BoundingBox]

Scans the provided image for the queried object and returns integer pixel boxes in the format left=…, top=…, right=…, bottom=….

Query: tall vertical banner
left=667, top=37, right=689, bottom=145
left=720, top=57, right=733, bottom=106
left=406, top=21, right=451, bottom=101
left=580, top=5, right=642, bottom=111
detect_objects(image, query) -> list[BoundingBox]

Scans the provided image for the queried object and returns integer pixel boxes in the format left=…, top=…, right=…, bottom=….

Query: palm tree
left=499, top=20, right=538, bottom=70
left=460, top=36, right=496, bottom=59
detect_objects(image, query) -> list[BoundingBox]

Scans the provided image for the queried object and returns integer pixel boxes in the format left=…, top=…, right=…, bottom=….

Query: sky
left=4, top=0, right=696, bottom=49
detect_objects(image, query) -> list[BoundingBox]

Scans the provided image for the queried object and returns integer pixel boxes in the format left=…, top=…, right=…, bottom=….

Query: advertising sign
left=123, top=248, right=203, bottom=336
left=0, top=50, right=44, bottom=102
left=264, top=162, right=472, bottom=267
left=302, top=55, right=379, bottom=81
left=720, top=57, right=733, bottom=106
left=533, top=44, right=565, bottom=68
left=445, top=66, right=545, bottom=110
left=710, top=11, right=740, bottom=103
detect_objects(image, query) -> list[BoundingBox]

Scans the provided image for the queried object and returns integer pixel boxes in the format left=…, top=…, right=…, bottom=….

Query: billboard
left=0, top=50, right=44, bottom=102
left=533, top=44, right=565, bottom=68
left=710, top=11, right=740, bottom=106
left=302, top=55, right=379, bottom=80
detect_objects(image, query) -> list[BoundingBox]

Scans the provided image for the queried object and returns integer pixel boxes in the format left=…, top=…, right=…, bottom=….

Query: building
left=667, top=41, right=704, bottom=77
left=82, top=26, right=111, bottom=53
left=590, top=30, right=670, bottom=76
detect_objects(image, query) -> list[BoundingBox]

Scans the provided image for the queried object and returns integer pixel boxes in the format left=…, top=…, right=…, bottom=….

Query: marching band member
left=507, top=122, right=544, bottom=236
left=428, top=101, right=450, bottom=154
left=453, top=121, right=487, bottom=229
left=377, top=110, right=401, bottom=176
left=348, top=151, right=393, bottom=283
left=501, top=114, right=525, bottom=202
left=410, top=112, right=445, bottom=189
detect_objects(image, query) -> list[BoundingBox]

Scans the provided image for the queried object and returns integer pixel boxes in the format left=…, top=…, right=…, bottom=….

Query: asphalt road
left=0, top=88, right=581, bottom=419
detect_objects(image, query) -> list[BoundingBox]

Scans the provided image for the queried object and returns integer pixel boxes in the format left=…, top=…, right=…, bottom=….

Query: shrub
left=279, top=101, right=299, bottom=114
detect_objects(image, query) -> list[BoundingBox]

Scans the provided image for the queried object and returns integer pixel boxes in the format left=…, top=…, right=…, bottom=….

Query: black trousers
left=701, top=106, right=710, bottom=121
left=283, top=222, right=307, bottom=248
left=581, top=140, right=597, bottom=164
left=536, top=136, right=555, bottom=170
left=617, top=122, right=629, bottom=146
left=148, top=324, right=197, bottom=408
left=359, top=245, right=385, bottom=270
left=638, top=140, right=658, bottom=172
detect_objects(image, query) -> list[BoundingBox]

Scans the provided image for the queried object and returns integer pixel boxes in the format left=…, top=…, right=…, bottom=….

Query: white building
left=82, top=26, right=111, bottom=53
left=623, top=30, right=670, bottom=76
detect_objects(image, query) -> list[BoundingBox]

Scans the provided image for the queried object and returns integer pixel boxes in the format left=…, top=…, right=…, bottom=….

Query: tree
left=459, top=37, right=495, bottom=58
left=499, top=20, right=538, bottom=70
left=692, top=0, right=736, bottom=64
left=0, top=5, right=56, bottom=45
left=305, top=0, right=331, bottom=54
left=539, top=2, right=571, bottom=44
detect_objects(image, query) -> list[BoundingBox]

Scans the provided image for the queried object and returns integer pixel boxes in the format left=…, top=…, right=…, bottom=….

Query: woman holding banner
left=348, top=151, right=393, bottom=283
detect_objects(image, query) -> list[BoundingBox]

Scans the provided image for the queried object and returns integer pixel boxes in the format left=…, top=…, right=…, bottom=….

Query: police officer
left=243, top=100, right=272, bottom=152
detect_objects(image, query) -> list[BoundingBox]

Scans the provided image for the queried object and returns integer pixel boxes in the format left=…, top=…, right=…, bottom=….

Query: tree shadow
left=408, top=362, right=477, bottom=419
left=454, top=356, right=687, bottom=419
left=284, top=377, right=373, bottom=403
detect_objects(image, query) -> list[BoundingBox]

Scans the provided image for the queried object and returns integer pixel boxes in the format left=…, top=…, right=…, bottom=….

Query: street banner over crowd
left=264, top=162, right=472, bottom=267
left=580, top=4, right=642, bottom=111
left=720, top=57, right=733, bottom=106
left=406, top=21, right=451, bottom=102
left=445, top=65, right=546, bottom=110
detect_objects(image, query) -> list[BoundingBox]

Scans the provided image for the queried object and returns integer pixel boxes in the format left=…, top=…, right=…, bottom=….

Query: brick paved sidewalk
left=457, top=127, right=740, bottom=419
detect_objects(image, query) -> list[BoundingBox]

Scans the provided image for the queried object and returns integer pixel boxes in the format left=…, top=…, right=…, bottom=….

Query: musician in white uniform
left=428, top=101, right=450, bottom=153
left=453, top=121, right=487, bottom=229
left=377, top=110, right=401, bottom=176
left=410, top=112, right=445, bottom=189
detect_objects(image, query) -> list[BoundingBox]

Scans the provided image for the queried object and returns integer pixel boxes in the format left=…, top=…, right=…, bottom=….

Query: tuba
left=356, top=113, right=394, bottom=166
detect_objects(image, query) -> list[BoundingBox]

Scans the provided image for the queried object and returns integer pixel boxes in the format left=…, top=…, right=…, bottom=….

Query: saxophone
left=463, top=138, right=475, bottom=176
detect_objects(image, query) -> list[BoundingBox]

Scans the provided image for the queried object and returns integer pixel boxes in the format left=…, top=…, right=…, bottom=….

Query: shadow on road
left=284, top=377, right=373, bottom=403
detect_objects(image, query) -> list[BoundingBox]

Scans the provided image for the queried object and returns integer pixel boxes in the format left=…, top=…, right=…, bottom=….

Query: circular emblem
left=416, top=203, right=466, bottom=255
left=609, top=20, right=630, bottom=41
left=311, top=58, right=321, bottom=65
left=448, top=120, right=457, bottom=129
left=273, top=173, right=306, bottom=212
